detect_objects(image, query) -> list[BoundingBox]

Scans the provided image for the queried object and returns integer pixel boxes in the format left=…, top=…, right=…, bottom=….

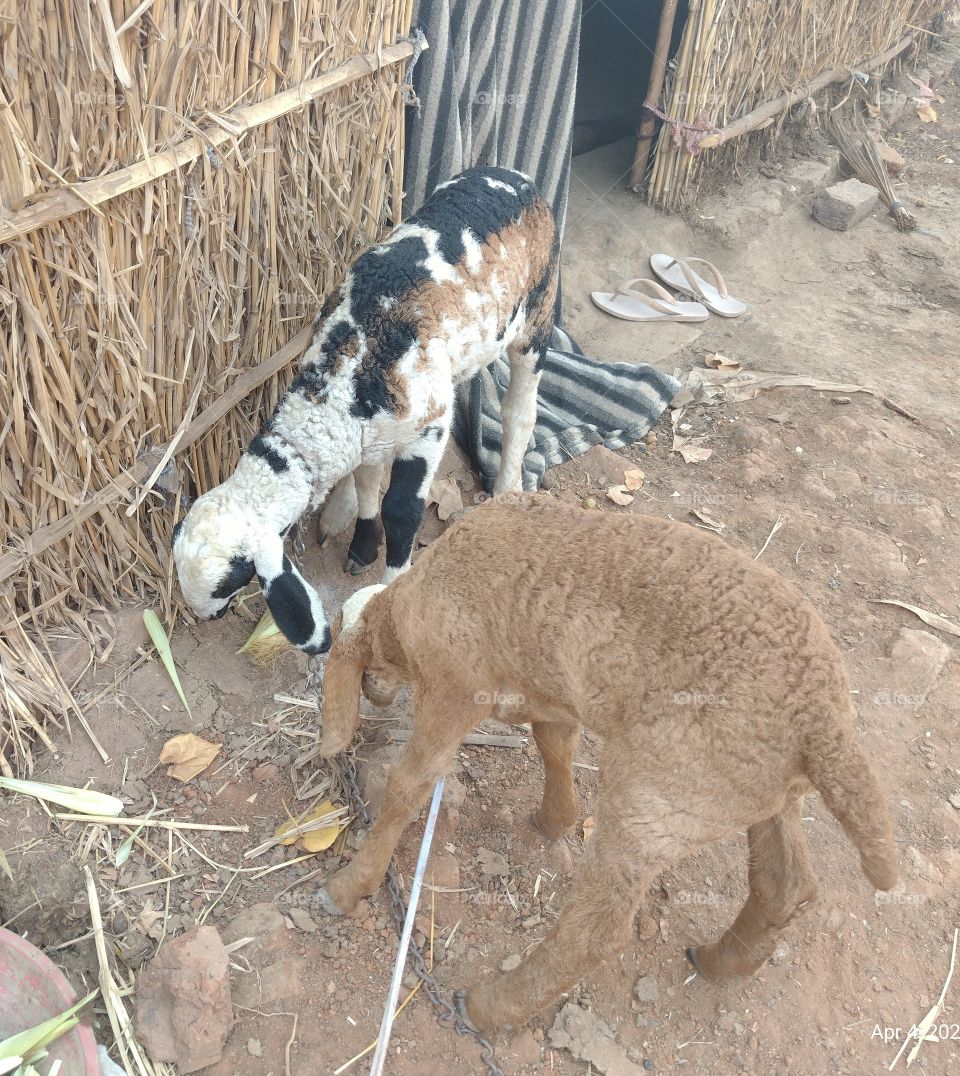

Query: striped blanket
left=405, top=0, right=679, bottom=491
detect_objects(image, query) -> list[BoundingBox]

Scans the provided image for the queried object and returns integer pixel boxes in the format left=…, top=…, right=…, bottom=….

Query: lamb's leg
left=461, top=806, right=688, bottom=1032
left=531, top=720, right=580, bottom=838
left=345, top=462, right=385, bottom=575
left=381, top=421, right=449, bottom=584
left=317, top=474, right=357, bottom=545
left=317, top=686, right=476, bottom=915
left=688, top=792, right=819, bottom=979
left=493, top=347, right=542, bottom=495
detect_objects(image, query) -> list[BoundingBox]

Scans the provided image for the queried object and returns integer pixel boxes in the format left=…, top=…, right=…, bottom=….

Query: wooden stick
left=630, top=0, right=680, bottom=190
left=0, top=40, right=422, bottom=245
left=697, top=33, right=913, bottom=151
left=56, top=813, right=249, bottom=832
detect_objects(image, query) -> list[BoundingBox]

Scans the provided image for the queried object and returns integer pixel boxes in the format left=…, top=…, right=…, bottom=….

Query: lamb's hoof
left=452, top=991, right=479, bottom=1032
left=314, top=886, right=346, bottom=916
left=344, top=555, right=374, bottom=576
left=685, top=946, right=705, bottom=976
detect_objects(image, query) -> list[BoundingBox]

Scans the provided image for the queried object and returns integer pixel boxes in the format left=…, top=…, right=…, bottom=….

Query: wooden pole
left=629, top=0, right=680, bottom=191
left=696, top=33, right=913, bottom=151
left=0, top=39, right=423, bottom=245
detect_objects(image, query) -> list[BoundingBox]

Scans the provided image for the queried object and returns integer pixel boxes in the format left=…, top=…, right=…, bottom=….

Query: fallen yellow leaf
left=582, top=815, right=597, bottom=846
left=159, top=733, right=221, bottom=783
left=918, top=104, right=938, bottom=123
left=274, top=799, right=347, bottom=850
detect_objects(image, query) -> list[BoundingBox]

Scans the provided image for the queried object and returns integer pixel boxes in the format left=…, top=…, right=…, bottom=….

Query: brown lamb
left=315, top=494, right=898, bottom=1033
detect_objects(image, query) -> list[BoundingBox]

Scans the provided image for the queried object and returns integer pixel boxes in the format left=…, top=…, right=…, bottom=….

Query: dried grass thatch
left=0, top=0, right=415, bottom=772
left=647, top=0, right=949, bottom=209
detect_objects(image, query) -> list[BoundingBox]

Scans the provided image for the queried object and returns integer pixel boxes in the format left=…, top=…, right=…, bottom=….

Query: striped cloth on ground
left=405, top=1, right=678, bottom=490
left=453, top=327, right=680, bottom=493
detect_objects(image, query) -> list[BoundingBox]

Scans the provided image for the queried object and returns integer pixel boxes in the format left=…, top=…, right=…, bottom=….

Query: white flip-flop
left=590, top=277, right=709, bottom=323
left=649, top=255, right=748, bottom=318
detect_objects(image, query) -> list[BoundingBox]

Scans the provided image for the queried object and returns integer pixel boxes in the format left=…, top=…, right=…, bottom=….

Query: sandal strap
left=616, top=276, right=680, bottom=314
left=674, top=256, right=729, bottom=298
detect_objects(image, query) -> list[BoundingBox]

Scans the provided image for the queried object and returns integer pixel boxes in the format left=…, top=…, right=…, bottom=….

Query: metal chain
left=334, top=741, right=505, bottom=1075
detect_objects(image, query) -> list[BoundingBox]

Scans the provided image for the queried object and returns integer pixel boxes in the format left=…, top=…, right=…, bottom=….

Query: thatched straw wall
left=648, top=0, right=949, bottom=209
left=0, top=1, right=414, bottom=772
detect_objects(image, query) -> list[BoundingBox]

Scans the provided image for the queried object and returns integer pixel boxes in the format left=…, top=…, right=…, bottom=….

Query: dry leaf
left=623, top=467, right=644, bottom=491
left=429, top=475, right=463, bottom=522
left=917, top=104, right=938, bottom=123
left=582, top=815, right=597, bottom=846
left=704, top=352, right=741, bottom=371
left=159, top=733, right=221, bottom=783
left=137, top=899, right=165, bottom=940
left=689, top=509, right=724, bottom=533
left=605, top=485, right=634, bottom=506
left=274, top=799, right=346, bottom=851
left=869, top=599, right=960, bottom=639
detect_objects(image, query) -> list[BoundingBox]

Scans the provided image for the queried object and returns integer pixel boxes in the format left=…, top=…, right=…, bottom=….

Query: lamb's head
left=320, top=584, right=403, bottom=757
left=172, top=489, right=331, bottom=655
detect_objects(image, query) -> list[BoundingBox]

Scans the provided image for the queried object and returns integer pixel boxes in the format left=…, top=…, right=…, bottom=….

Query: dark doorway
left=574, top=0, right=689, bottom=157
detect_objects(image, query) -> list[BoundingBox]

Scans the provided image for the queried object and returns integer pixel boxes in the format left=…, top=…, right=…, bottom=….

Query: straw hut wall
left=0, top=0, right=415, bottom=772
left=647, top=0, right=950, bottom=209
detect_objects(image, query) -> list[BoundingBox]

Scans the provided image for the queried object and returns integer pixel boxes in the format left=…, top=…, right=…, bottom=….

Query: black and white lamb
left=173, top=166, right=558, bottom=654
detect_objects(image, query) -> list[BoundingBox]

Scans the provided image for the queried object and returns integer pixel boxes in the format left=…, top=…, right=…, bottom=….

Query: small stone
left=477, top=847, right=509, bottom=877
left=252, top=763, right=279, bottom=784
left=831, top=396, right=852, bottom=405
left=247, top=1039, right=263, bottom=1057
left=783, top=156, right=839, bottom=194
left=643, top=431, right=658, bottom=445
left=770, top=940, right=791, bottom=965
left=540, top=472, right=557, bottom=490
left=501, top=954, right=522, bottom=972
left=812, top=178, right=880, bottom=231
left=948, top=792, right=960, bottom=810
left=288, top=907, right=318, bottom=933
left=134, top=926, right=232, bottom=1074
left=634, top=974, right=659, bottom=1004
left=636, top=915, right=658, bottom=941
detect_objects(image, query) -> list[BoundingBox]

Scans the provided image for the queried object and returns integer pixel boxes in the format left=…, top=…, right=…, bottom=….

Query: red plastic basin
left=0, top=926, right=100, bottom=1073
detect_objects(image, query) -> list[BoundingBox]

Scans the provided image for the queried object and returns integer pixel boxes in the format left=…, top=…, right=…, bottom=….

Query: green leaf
left=0, top=779, right=123, bottom=818
left=0, top=991, right=96, bottom=1062
left=115, top=810, right=154, bottom=868
left=143, top=610, right=192, bottom=718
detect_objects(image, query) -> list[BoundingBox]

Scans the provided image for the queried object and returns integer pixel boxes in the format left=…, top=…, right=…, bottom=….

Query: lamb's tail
left=804, top=726, right=898, bottom=891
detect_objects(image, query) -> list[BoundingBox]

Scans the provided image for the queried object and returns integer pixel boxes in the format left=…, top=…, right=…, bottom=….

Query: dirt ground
left=4, top=31, right=960, bottom=1076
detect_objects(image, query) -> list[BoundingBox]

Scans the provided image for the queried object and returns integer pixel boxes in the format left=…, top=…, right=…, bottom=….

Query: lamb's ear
left=253, top=533, right=330, bottom=654
left=320, top=630, right=367, bottom=757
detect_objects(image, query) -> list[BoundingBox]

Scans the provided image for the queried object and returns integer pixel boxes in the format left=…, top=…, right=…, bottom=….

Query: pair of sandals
left=592, top=254, right=747, bottom=323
